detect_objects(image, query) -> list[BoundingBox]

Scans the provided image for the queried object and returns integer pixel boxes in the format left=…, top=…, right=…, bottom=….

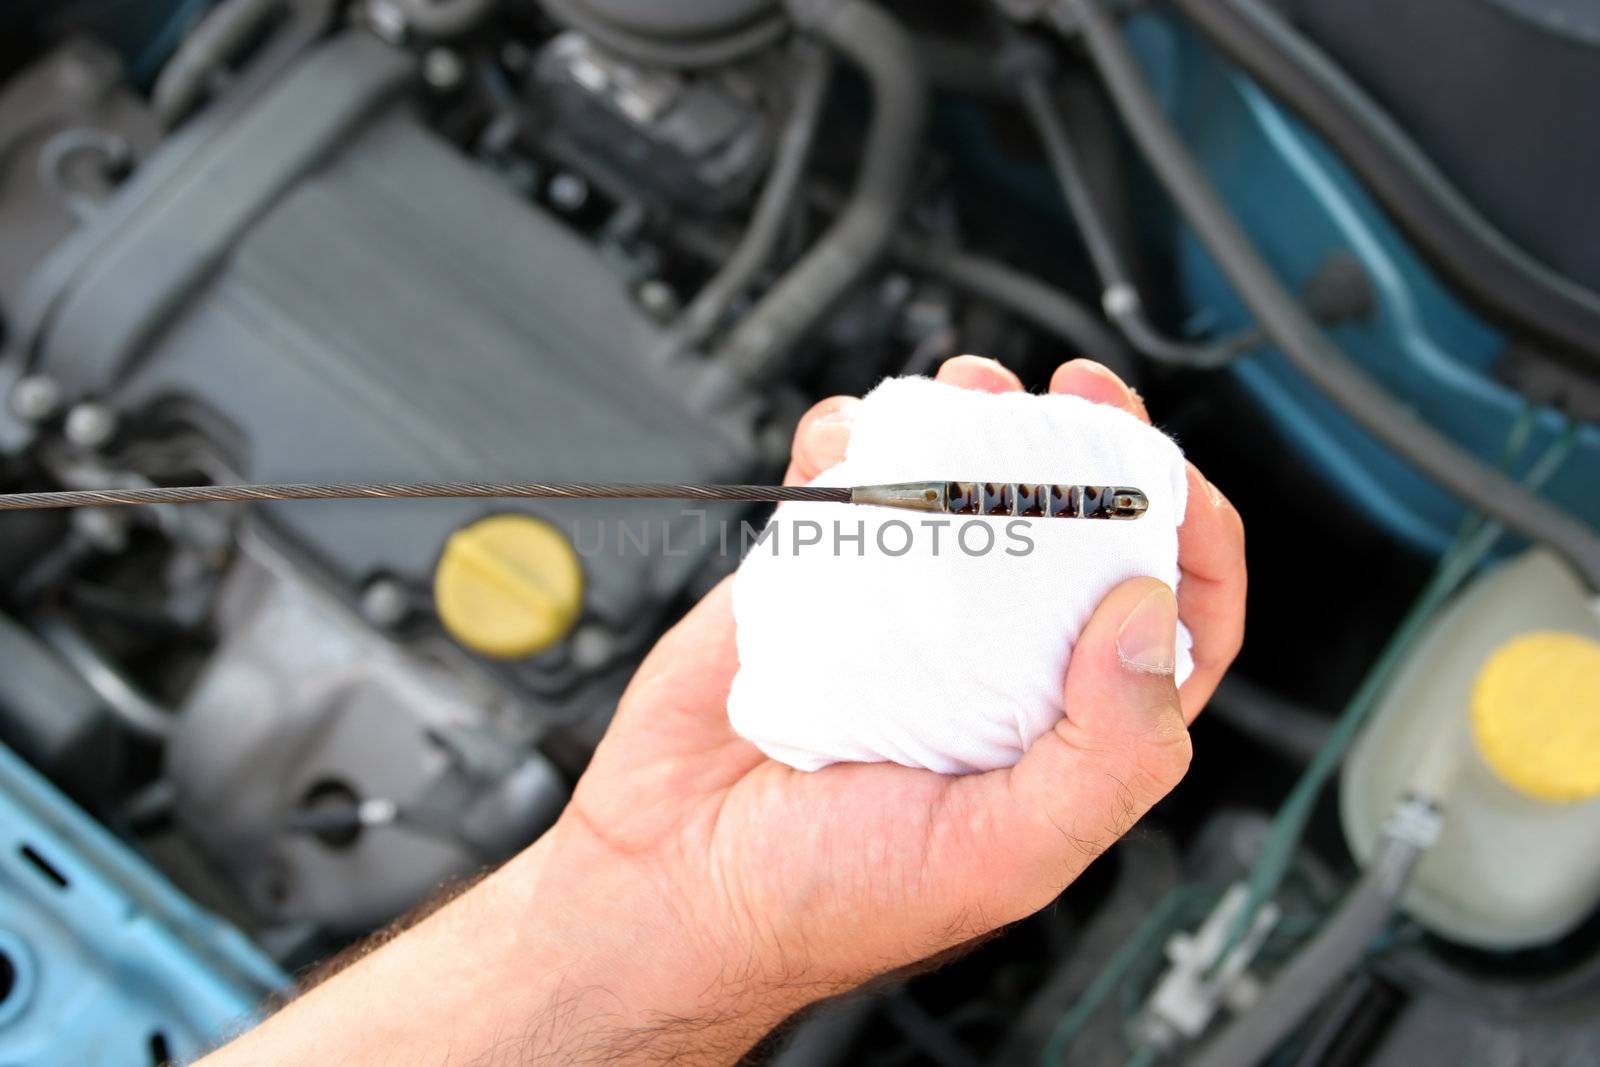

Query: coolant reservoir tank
left=1340, top=550, right=1600, bottom=950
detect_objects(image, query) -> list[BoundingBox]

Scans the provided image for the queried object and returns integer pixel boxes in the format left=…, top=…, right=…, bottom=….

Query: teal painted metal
left=0, top=743, right=286, bottom=1065
left=1132, top=14, right=1599, bottom=556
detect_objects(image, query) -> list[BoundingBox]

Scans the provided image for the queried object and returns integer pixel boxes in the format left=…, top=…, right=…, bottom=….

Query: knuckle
left=1223, top=617, right=1246, bottom=663
left=1224, top=495, right=1247, bottom=545
left=1136, top=726, right=1193, bottom=794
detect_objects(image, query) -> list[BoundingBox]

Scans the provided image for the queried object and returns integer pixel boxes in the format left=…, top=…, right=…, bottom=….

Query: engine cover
left=0, top=32, right=756, bottom=655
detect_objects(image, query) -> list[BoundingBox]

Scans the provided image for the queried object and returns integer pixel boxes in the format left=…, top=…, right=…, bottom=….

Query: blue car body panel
left=1132, top=15, right=1598, bottom=556
left=0, top=743, right=286, bottom=1066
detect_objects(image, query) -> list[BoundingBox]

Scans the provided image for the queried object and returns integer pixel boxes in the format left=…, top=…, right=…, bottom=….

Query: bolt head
left=366, top=0, right=408, bottom=43
left=547, top=172, right=589, bottom=212
left=361, top=577, right=411, bottom=627
left=72, top=507, right=128, bottom=551
left=423, top=48, right=464, bottom=90
left=64, top=401, right=117, bottom=448
left=636, top=279, right=678, bottom=321
left=568, top=624, right=613, bottom=670
left=10, top=376, right=62, bottom=421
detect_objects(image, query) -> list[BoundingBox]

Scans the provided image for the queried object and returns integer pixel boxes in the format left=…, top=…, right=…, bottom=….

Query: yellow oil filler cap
left=434, top=514, right=584, bottom=659
left=1471, top=631, right=1600, bottom=803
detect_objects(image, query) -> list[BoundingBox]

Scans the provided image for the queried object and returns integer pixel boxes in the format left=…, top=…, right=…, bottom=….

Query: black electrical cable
left=892, top=234, right=1134, bottom=374
left=797, top=176, right=1132, bottom=371
left=1289, top=972, right=1403, bottom=1067
left=1053, top=0, right=1600, bottom=591
left=714, top=0, right=928, bottom=382
left=1017, top=70, right=1245, bottom=368
left=880, top=990, right=985, bottom=1067
left=1169, top=0, right=1600, bottom=375
left=656, top=42, right=832, bottom=362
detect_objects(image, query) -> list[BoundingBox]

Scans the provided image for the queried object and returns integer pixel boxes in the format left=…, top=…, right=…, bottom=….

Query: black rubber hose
left=1186, top=830, right=1425, bottom=1067
left=538, top=0, right=791, bottom=68
left=882, top=990, right=985, bottom=1067
left=1169, top=0, right=1600, bottom=374
left=656, top=42, right=832, bottom=362
left=892, top=235, right=1134, bottom=375
left=791, top=177, right=1129, bottom=368
left=385, top=0, right=496, bottom=39
left=1017, top=71, right=1243, bottom=368
left=1206, top=675, right=1332, bottom=766
left=714, top=0, right=928, bottom=381
left=1288, top=972, right=1403, bottom=1067
left=768, top=994, right=879, bottom=1067
left=1056, top=0, right=1600, bottom=590
left=152, top=0, right=287, bottom=127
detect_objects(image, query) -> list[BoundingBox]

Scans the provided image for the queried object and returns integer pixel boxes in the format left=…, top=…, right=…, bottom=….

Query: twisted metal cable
left=0, top=481, right=852, bottom=512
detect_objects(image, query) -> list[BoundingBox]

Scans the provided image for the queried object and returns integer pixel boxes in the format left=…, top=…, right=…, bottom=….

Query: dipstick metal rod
left=0, top=480, right=1148, bottom=519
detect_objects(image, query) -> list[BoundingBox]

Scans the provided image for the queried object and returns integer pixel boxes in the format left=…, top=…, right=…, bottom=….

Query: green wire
left=1122, top=1045, right=1161, bottom=1067
left=1042, top=887, right=1214, bottom=1065
left=1041, top=409, right=1581, bottom=1064
left=1209, top=412, right=1578, bottom=967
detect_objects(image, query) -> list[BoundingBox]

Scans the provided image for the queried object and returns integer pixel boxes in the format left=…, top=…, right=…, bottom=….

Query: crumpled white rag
left=727, top=376, right=1192, bottom=774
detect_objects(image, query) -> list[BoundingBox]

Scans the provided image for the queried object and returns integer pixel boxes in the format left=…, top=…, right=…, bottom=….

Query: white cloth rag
left=728, top=376, right=1192, bottom=774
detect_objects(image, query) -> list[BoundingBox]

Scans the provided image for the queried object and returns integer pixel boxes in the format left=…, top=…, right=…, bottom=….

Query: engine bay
left=0, top=0, right=1597, bottom=1063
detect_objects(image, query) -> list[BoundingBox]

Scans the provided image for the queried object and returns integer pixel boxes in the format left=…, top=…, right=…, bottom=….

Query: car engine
left=0, top=0, right=1597, bottom=1064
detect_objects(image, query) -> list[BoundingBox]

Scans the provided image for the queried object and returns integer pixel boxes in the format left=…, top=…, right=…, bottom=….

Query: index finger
left=784, top=395, right=859, bottom=486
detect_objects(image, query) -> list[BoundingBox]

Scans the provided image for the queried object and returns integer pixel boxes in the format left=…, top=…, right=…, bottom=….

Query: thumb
left=1061, top=577, right=1191, bottom=750
left=985, top=577, right=1193, bottom=913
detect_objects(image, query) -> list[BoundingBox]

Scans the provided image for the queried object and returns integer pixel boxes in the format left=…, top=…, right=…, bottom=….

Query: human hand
left=554, top=355, right=1246, bottom=1046
left=204, top=355, right=1245, bottom=1067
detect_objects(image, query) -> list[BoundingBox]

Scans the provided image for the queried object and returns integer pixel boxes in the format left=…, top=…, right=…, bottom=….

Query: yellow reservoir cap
left=434, top=514, right=584, bottom=659
left=1471, top=630, right=1600, bottom=804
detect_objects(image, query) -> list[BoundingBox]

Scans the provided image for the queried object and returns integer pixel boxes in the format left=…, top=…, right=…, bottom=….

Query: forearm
left=201, top=820, right=822, bottom=1067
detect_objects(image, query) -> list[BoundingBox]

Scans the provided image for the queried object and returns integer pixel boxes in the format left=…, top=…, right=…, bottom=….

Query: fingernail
left=1068, top=358, right=1119, bottom=381
left=809, top=418, right=853, bottom=461
left=1065, top=359, right=1133, bottom=398
left=813, top=397, right=860, bottom=427
left=943, top=354, right=1013, bottom=379
left=1116, top=586, right=1178, bottom=676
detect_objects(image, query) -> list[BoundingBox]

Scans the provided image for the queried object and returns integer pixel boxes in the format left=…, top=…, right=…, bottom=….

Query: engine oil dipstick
left=0, top=480, right=1149, bottom=519
left=854, top=481, right=1148, bottom=519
